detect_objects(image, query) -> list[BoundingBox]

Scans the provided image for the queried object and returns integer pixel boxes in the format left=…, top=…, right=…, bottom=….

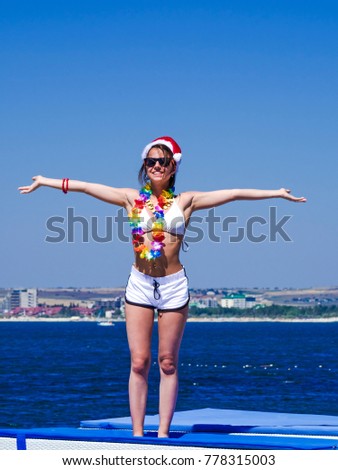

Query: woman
left=18, top=136, right=306, bottom=437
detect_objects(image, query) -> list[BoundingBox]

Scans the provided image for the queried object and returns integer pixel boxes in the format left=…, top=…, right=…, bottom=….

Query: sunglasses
left=144, top=157, right=172, bottom=168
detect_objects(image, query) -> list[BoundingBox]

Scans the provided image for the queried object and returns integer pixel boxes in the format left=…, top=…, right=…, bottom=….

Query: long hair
left=138, top=144, right=177, bottom=189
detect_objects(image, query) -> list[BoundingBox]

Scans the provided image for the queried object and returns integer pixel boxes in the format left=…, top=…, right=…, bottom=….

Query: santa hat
left=141, top=136, right=182, bottom=163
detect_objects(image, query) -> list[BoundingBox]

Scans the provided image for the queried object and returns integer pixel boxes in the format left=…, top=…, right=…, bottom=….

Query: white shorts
left=125, top=265, right=190, bottom=312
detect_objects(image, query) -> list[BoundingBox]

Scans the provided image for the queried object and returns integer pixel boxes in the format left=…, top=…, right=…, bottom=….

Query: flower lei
left=129, top=183, right=175, bottom=260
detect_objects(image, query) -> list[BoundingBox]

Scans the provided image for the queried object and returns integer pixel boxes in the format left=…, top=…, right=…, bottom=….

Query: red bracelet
left=62, top=178, right=69, bottom=194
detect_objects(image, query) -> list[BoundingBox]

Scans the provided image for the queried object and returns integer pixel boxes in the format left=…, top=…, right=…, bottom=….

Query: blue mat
left=81, top=407, right=338, bottom=433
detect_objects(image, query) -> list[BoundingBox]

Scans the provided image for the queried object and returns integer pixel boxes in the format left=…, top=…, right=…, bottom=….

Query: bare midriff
left=133, top=231, right=184, bottom=277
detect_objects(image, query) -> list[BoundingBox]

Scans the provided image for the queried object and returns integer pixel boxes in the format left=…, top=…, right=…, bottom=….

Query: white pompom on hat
left=141, top=136, right=182, bottom=163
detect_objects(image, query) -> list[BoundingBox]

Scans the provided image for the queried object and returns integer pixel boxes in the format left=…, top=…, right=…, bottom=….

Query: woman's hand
left=18, top=175, right=44, bottom=194
left=279, top=188, right=307, bottom=203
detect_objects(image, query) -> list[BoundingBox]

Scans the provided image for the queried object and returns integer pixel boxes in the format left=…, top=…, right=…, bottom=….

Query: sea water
left=0, top=321, right=337, bottom=428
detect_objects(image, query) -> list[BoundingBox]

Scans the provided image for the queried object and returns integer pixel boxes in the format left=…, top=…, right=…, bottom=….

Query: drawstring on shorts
left=153, top=279, right=161, bottom=300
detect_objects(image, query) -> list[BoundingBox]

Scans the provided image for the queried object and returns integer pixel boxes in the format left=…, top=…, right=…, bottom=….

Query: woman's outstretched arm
left=18, top=175, right=137, bottom=207
left=188, top=188, right=307, bottom=212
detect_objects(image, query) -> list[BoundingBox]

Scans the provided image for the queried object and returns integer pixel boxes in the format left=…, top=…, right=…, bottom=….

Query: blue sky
left=1, top=0, right=337, bottom=289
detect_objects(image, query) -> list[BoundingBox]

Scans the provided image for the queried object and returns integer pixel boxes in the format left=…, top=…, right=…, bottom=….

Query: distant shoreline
left=1, top=317, right=338, bottom=323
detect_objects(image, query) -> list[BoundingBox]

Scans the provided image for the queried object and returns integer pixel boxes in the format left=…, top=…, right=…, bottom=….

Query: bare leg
left=157, top=306, right=188, bottom=437
left=125, top=303, right=154, bottom=436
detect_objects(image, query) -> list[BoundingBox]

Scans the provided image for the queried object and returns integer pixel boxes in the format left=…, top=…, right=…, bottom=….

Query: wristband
left=62, top=178, right=69, bottom=194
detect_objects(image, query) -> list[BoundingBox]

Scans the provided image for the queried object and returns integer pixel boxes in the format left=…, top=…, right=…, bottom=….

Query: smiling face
left=146, top=147, right=173, bottom=180
left=140, top=145, right=176, bottom=189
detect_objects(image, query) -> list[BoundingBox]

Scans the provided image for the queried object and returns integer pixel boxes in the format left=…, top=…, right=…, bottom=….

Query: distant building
left=220, top=293, right=246, bottom=309
left=245, top=296, right=257, bottom=308
left=219, top=293, right=256, bottom=309
left=195, top=297, right=219, bottom=308
left=8, top=306, right=62, bottom=317
left=206, top=291, right=216, bottom=296
left=9, top=290, right=20, bottom=309
left=9, top=288, right=38, bottom=309
left=0, top=295, right=10, bottom=312
left=94, top=297, right=122, bottom=309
